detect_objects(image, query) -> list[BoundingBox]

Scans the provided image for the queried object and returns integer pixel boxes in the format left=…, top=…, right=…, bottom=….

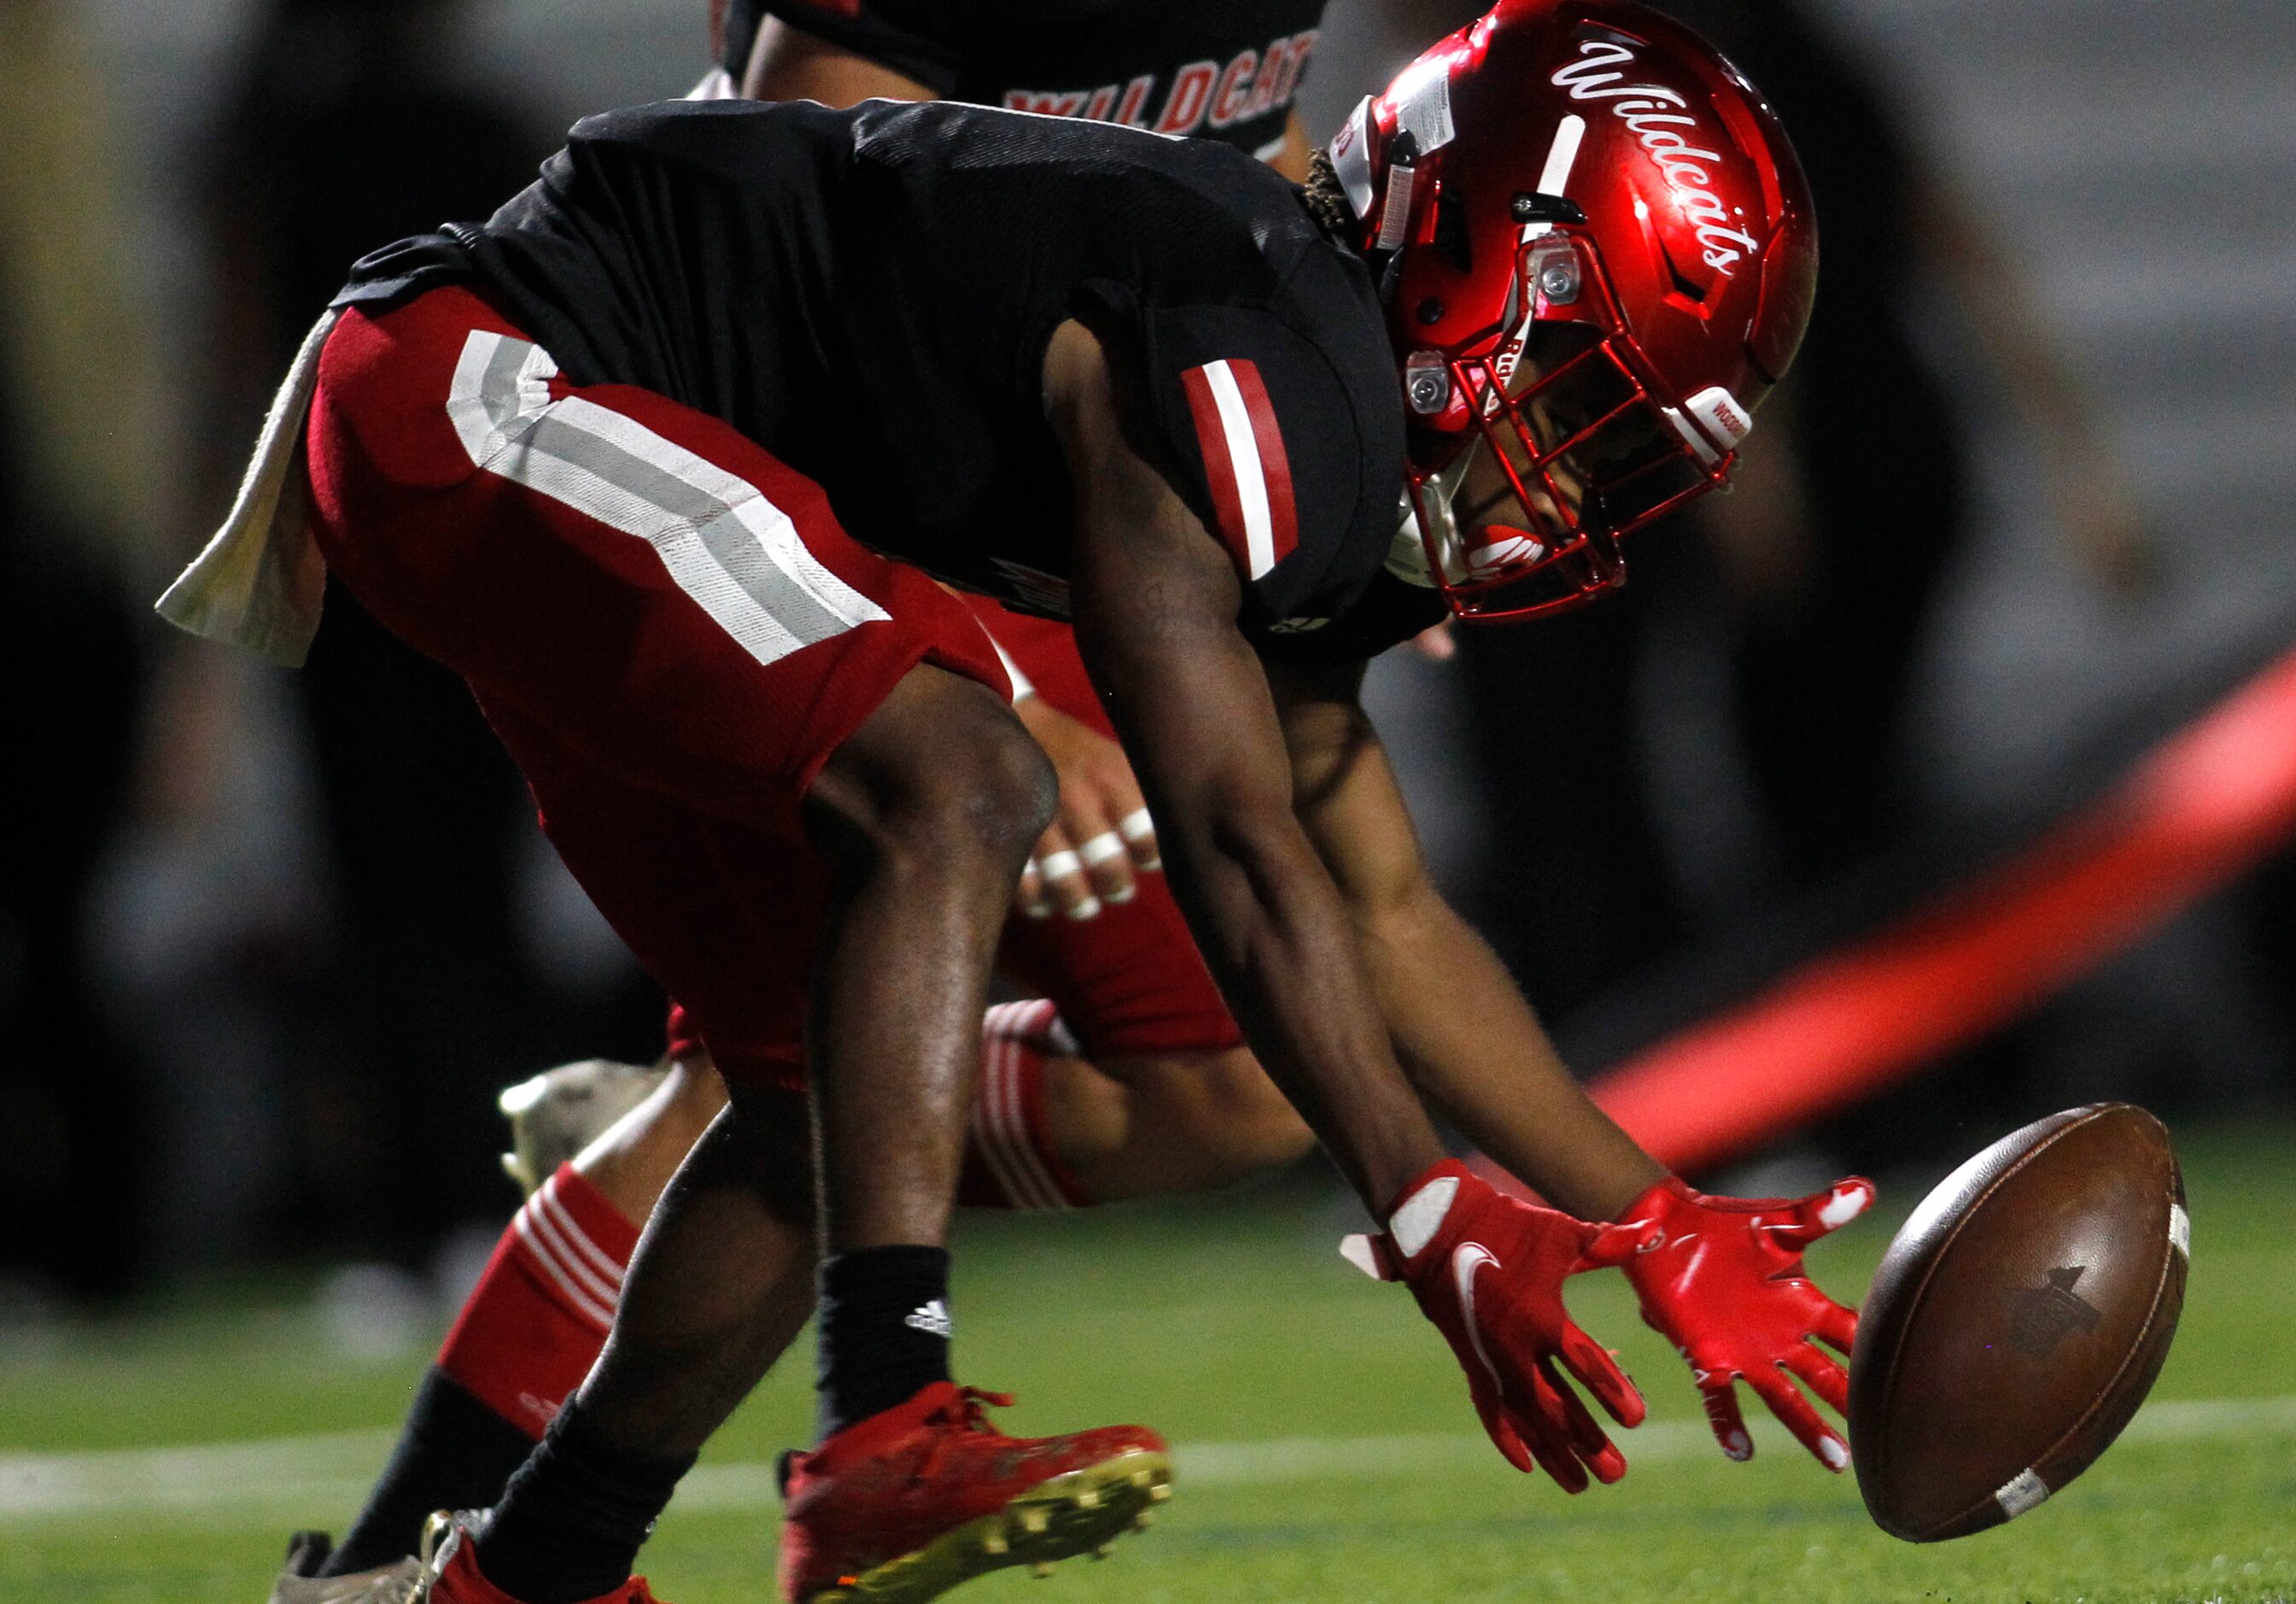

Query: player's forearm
left=1047, top=319, right=1442, bottom=1206
left=1359, top=878, right=1662, bottom=1222
left=1160, top=807, right=1446, bottom=1209
left=1272, top=677, right=1661, bottom=1220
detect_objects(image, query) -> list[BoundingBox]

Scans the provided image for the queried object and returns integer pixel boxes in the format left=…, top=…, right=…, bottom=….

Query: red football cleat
left=777, top=1383, right=1171, bottom=1603
left=417, top=1513, right=670, bottom=1604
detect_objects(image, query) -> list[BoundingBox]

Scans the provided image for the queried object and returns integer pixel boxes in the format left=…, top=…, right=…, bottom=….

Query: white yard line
left=0, top=1429, right=392, bottom=1520
left=3, top=1396, right=2293, bottom=1522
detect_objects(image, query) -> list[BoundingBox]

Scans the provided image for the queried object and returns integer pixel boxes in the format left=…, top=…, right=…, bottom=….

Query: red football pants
left=304, top=284, right=1007, bottom=1086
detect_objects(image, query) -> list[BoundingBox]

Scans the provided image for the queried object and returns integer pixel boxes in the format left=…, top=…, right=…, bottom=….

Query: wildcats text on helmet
left=1549, top=38, right=1762, bottom=276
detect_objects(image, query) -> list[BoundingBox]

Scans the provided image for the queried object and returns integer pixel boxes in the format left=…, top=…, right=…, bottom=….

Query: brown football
left=1848, top=1103, right=2188, bottom=1542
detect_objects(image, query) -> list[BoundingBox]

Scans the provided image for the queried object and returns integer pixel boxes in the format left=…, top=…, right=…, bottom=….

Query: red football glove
left=1617, top=1175, right=1874, bottom=1471
left=1342, top=1160, right=1650, bottom=1491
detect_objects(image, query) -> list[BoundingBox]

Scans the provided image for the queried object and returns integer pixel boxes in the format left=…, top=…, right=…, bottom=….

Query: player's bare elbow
left=1352, top=867, right=1452, bottom=958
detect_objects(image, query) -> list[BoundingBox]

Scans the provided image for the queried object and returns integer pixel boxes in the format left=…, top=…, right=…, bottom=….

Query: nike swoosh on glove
left=1341, top=1160, right=1650, bottom=1492
left=1617, top=1175, right=1875, bottom=1471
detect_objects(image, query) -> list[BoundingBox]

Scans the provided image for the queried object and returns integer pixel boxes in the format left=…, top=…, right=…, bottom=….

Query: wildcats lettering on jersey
left=1002, top=30, right=1317, bottom=140
left=1181, top=359, right=1297, bottom=582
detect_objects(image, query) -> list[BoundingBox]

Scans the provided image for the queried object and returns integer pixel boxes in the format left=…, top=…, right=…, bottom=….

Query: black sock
left=322, top=1368, right=539, bottom=1577
left=473, top=1398, right=696, bottom=1604
left=815, top=1245, right=953, bottom=1437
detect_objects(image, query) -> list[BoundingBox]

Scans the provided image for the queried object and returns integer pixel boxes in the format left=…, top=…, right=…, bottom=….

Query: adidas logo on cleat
left=904, top=1298, right=954, bottom=1338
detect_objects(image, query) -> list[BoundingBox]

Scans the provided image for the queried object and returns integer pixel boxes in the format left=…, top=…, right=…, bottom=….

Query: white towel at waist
left=155, top=307, right=338, bottom=667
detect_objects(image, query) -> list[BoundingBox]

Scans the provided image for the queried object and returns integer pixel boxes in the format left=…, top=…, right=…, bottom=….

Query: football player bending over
left=272, top=8, right=1344, bottom=1598
left=165, top=5, right=1873, bottom=1603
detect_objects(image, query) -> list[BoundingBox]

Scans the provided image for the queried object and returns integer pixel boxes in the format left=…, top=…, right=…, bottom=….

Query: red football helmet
left=1328, top=0, right=1818, bottom=620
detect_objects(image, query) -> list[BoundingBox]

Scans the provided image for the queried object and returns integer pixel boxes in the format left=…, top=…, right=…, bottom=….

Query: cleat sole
left=808, top=1449, right=1171, bottom=1604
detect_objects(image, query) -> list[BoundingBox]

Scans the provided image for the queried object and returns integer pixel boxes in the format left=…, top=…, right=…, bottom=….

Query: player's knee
left=879, top=715, right=1052, bottom=878
left=811, top=673, right=1055, bottom=881
left=952, top=709, right=1060, bottom=855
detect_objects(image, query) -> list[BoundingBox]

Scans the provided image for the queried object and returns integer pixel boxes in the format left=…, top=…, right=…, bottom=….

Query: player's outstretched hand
left=1617, top=1175, right=1875, bottom=1472
left=1341, top=1160, right=1649, bottom=1491
left=1010, top=695, right=1160, bottom=921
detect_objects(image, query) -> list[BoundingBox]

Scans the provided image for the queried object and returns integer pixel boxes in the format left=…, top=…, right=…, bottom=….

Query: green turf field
left=4, top=1123, right=2292, bottom=1604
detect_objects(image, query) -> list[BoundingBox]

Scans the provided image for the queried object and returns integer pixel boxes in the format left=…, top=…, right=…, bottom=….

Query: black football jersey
left=721, top=0, right=1323, bottom=161
left=333, top=99, right=1439, bottom=658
